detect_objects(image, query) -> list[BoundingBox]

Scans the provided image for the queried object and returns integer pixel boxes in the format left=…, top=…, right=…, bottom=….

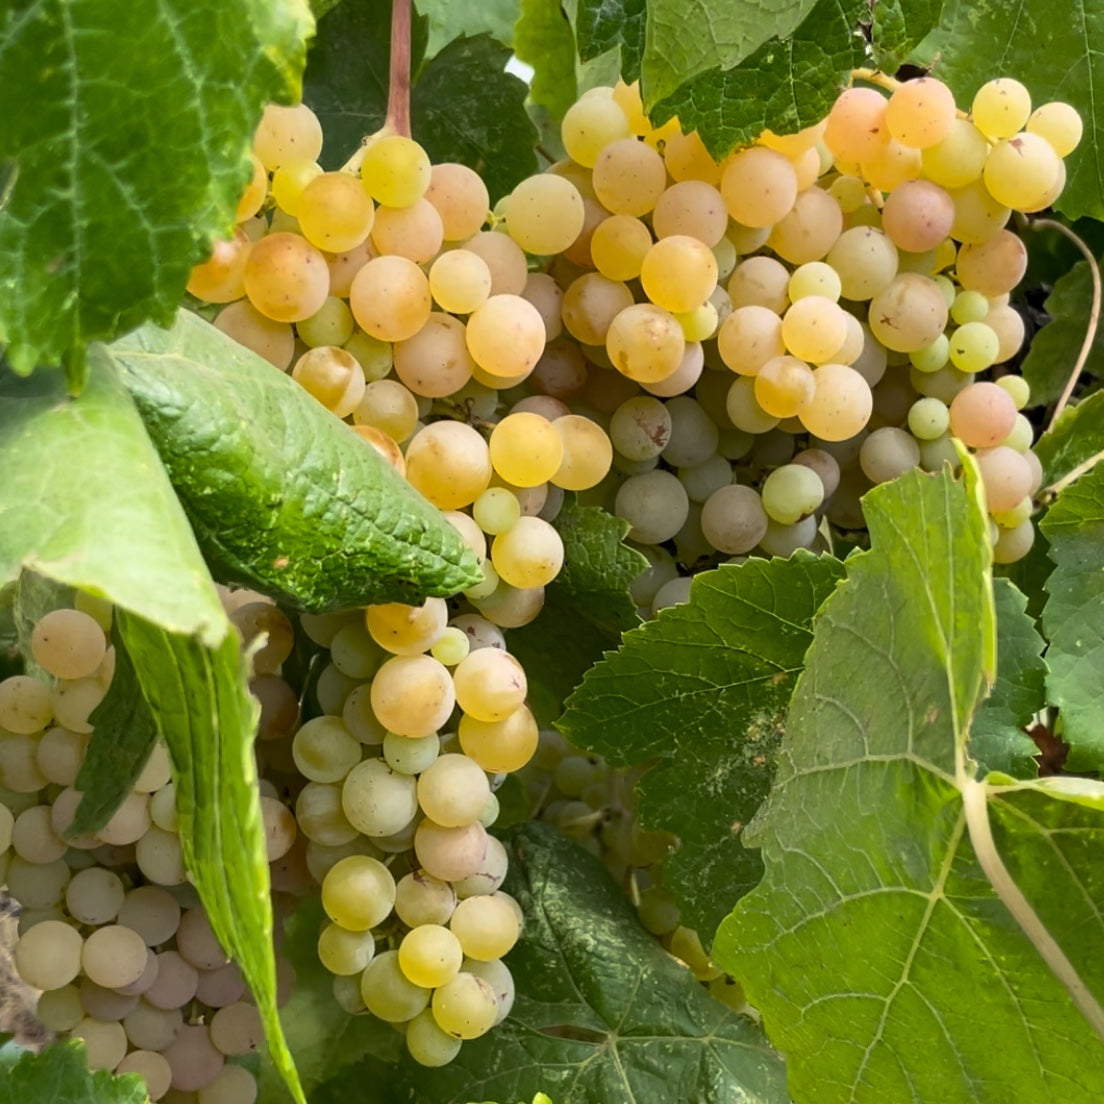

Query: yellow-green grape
left=491, top=516, right=565, bottom=588
left=859, top=427, right=922, bottom=484
left=885, top=76, right=957, bottom=149
left=907, top=397, right=951, bottom=440
left=458, top=706, right=539, bottom=774
left=187, top=229, right=252, bottom=304
left=910, top=333, right=950, bottom=374
left=867, top=274, right=949, bottom=353
left=349, top=255, right=431, bottom=342
left=761, top=463, right=825, bottom=525
left=561, top=273, right=634, bottom=345
left=911, top=364, right=975, bottom=404
left=716, top=305, right=785, bottom=376
left=983, top=133, right=1062, bottom=211
left=637, top=886, right=681, bottom=936
left=430, top=627, right=470, bottom=668
left=242, top=232, right=330, bottom=323
left=951, top=289, right=990, bottom=326
left=465, top=295, right=547, bottom=380
left=590, top=138, right=668, bottom=216
left=395, top=870, right=457, bottom=927
left=406, top=1007, right=463, bottom=1067
left=589, top=215, right=652, bottom=282
left=827, top=173, right=869, bottom=213
left=474, top=487, right=522, bottom=535
left=949, top=179, right=1011, bottom=245
left=1002, top=412, right=1034, bottom=453
left=318, top=923, right=376, bottom=976
left=676, top=301, right=719, bottom=342
left=345, top=330, right=394, bottom=382
left=948, top=322, right=1000, bottom=373
left=996, top=374, right=1031, bottom=410
left=823, top=86, right=889, bottom=163
left=431, top=972, right=499, bottom=1039
left=370, top=654, right=456, bottom=738
left=488, top=413, right=565, bottom=488
left=14, top=920, right=83, bottom=990
left=354, top=379, right=419, bottom=442
left=292, top=715, right=361, bottom=784
left=605, top=303, right=686, bottom=383
left=993, top=494, right=1034, bottom=529
left=551, top=415, right=614, bottom=490
left=639, top=235, right=718, bottom=315
left=253, top=103, right=323, bottom=171
left=781, top=296, right=848, bottom=363
left=360, top=950, right=430, bottom=1022
left=754, top=356, right=815, bottom=418
left=788, top=262, right=842, bottom=303
left=398, top=925, right=464, bottom=990
left=719, top=147, right=798, bottom=228
left=416, top=753, right=489, bottom=830
left=298, top=171, right=376, bottom=253
left=428, top=250, right=492, bottom=314
left=725, top=376, right=780, bottom=434
left=321, top=856, right=396, bottom=931
left=1026, top=101, right=1084, bottom=157
left=291, top=346, right=366, bottom=418
left=453, top=648, right=527, bottom=722
left=298, top=296, right=355, bottom=348
left=405, top=421, right=492, bottom=509
left=383, top=731, right=440, bottom=775
left=949, top=381, right=1018, bottom=449
left=560, top=96, right=632, bottom=168
left=360, top=135, right=431, bottom=206
left=971, top=78, right=1032, bottom=140
left=365, top=597, right=448, bottom=657
left=271, top=157, right=322, bottom=216
left=506, top=174, right=586, bottom=254
left=661, top=128, right=720, bottom=185
left=342, top=757, right=419, bottom=837
left=920, top=118, right=989, bottom=189
left=797, top=363, right=873, bottom=441
left=448, top=894, right=520, bottom=961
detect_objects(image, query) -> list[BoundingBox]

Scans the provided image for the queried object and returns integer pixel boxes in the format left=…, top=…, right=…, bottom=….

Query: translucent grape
left=720, top=147, right=798, bottom=228
left=406, top=1007, right=463, bottom=1067
left=299, top=295, right=355, bottom=348
left=983, top=133, right=1062, bottom=211
left=370, top=654, right=456, bottom=738
left=14, top=919, right=82, bottom=990
left=972, top=78, right=1032, bottom=140
left=908, top=397, right=951, bottom=440
left=591, top=138, right=667, bottom=216
left=605, top=304, right=686, bottom=384
left=639, top=235, right=718, bottom=315
left=761, top=464, right=825, bottom=524
left=781, top=297, right=848, bottom=364
left=766, top=186, right=843, bottom=266
left=551, top=415, right=613, bottom=490
left=956, top=230, right=1028, bottom=297
left=298, top=172, right=376, bottom=253
left=1026, top=101, right=1084, bottom=157
left=562, top=273, right=634, bottom=345
left=354, top=378, right=419, bottom=442
left=489, top=413, right=565, bottom=487
left=921, top=118, right=989, bottom=189
left=361, top=135, right=432, bottom=206
left=949, top=381, right=1018, bottom=448
left=458, top=706, right=539, bottom=773
left=404, top=421, right=492, bottom=510
left=754, top=356, right=815, bottom=418
left=349, top=255, right=431, bottom=343
left=860, top=427, right=921, bottom=483
left=798, top=363, right=874, bottom=441
left=432, top=972, right=499, bottom=1039
left=322, top=855, right=396, bottom=931
left=242, top=232, right=330, bottom=323
left=271, top=157, right=323, bottom=216
left=561, top=97, right=632, bottom=167
left=414, top=820, right=489, bottom=882
left=881, top=180, right=955, bottom=253
left=652, top=180, right=728, bottom=245
left=868, top=274, right=949, bottom=352
left=449, top=894, right=520, bottom=961
left=428, top=250, right=492, bottom=314
left=425, top=162, right=490, bottom=240
left=700, top=485, right=769, bottom=554
left=950, top=179, right=1011, bottom=244
left=886, top=77, right=956, bottom=149
left=187, top=229, right=252, bottom=304
left=948, top=323, right=1000, bottom=373
left=728, top=255, right=790, bottom=312
left=788, top=262, right=842, bottom=303
left=291, top=346, right=366, bottom=418
left=342, top=759, right=418, bottom=838
left=975, top=446, right=1034, bottom=513
left=824, top=87, right=889, bottom=163
left=466, top=295, right=546, bottom=380
left=726, top=376, right=780, bottom=434
left=716, top=305, right=785, bottom=376
left=393, top=313, right=475, bottom=399
left=253, top=103, right=323, bottom=171
left=591, top=215, right=653, bottom=281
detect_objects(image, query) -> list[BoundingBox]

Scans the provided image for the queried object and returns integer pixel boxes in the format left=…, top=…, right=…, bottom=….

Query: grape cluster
left=0, top=598, right=300, bottom=1102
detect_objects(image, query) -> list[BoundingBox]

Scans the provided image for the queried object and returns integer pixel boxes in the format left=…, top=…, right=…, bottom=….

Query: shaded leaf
left=117, top=608, right=303, bottom=1103
left=0, top=1040, right=146, bottom=1104
left=869, top=0, right=947, bottom=71
left=575, top=0, right=646, bottom=83
left=515, top=0, right=580, bottom=122
left=0, top=0, right=313, bottom=383
left=921, top=1, right=1104, bottom=220
left=970, top=577, right=1044, bottom=777
left=559, top=553, right=844, bottom=944
left=420, top=0, right=519, bottom=54
left=1035, top=388, right=1104, bottom=485
left=719, top=468, right=1104, bottom=1104
left=1020, top=261, right=1104, bottom=406
left=109, top=312, right=481, bottom=612
left=1039, top=462, right=1104, bottom=771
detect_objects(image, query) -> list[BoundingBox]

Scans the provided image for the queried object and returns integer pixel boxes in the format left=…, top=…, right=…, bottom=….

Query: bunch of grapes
left=0, top=598, right=304, bottom=1101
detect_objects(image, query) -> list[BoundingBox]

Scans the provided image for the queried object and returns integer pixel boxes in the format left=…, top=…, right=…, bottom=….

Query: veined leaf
left=718, top=467, right=1104, bottom=1104
left=559, top=553, right=844, bottom=944
left=0, top=1040, right=146, bottom=1104
left=418, top=0, right=518, bottom=54
left=574, top=0, right=646, bottom=83
left=0, top=0, right=313, bottom=384
left=109, top=312, right=481, bottom=611
left=515, top=0, right=580, bottom=122
left=1039, top=462, right=1104, bottom=771
left=117, top=608, right=304, bottom=1104
left=1035, top=389, right=1104, bottom=485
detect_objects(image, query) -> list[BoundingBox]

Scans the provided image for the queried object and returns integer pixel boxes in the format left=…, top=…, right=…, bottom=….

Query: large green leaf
left=970, top=577, right=1044, bottom=777
left=515, top=0, right=580, bottom=122
left=1039, top=462, right=1104, bottom=771
left=1020, top=261, right=1104, bottom=407
left=0, top=0, right=313, bottom=385
left=559, top=553, right=844, bottom=944
left=312, top=824, right=788, bottom=1104
left=420, top=0, right=518, bottom=54
left=0, top=354, right=224, bottom=644
left=0, top=1041, right=146, bottom=1104
left=920, top=0, right=1104, bottom=220
left=303, top=2, right=536, bottom=201
left=869, top=0, right=947, bottom=71
left=1035, top=390, right=1104, bottom=486
left=717, top=467, right=1104, bottom=1104
left=117, top=608, right=304, bottom=1104
left=108, top=312, right=481, bottom=611
left=574, top=0, right=646, bottom=83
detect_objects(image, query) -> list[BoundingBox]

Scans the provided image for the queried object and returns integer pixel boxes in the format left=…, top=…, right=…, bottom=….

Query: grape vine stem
left=1044, top=445, right=1104, bottom=500
left=1030, top=217, right=1101, bottom=432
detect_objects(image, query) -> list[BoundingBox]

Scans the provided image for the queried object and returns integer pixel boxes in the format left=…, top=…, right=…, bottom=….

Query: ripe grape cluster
left=0, top=598, right=298, bottom=1102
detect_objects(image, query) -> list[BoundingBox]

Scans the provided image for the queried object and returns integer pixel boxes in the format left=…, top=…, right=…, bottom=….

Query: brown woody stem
left=385, top=0, right=413, bottom=139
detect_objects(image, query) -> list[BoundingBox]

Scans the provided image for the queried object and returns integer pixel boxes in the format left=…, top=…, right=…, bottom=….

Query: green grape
left=971, top=78, right=1032, bottom=140
left=431, top=972, right=499, bottom=1039
left=399, top=924, right=464, bottom=989
left=909, top=333, right=950, bottom=374
left=950, top=290, right=990, bottom=326
left=321, top=856, right=396, bottom=931
left=788, top=262, right=842, bottom=303
left=760, top=464, right=825, bottom=525
left=342, top=758, right=419, bottom=837
left=995, top=374, right=1031, bottom=410
left=318, top=923, right=376, bottom=976
left=948, top=322, right=1000, bottom=373
left=361, top=135, right=432, bottom=206
left=907, top=397, right=950, bottom=440
left=360, top=950, right=431, bottom=1022
left=298, top=172, right=376, bottom=253
left=1026, top=101, right=1084, bottom=157
left=406, top=1007, right=464, bottom=1067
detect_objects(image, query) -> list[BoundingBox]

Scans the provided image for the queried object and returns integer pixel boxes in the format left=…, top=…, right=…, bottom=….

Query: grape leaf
left=869, top=0, right=947, bottom=71
left=0, top=1040, right=146, bottom=1104
left=312, top=823, right=788, bottom=1104
left=0, top=0, right=313, bottom=386
left=1035, top=390, right=1104, bottom=486
left=258, top=898, right=399, bottom=1101
left=1020, top=261, right=1104, bottom=406
left=559, top=553, right=844, bottom=944
left=108, top=312, right=481, bottom=611
left=304, top=2, right=537, bottom=201
left=116, top=607, right=304, bottom=1104
left=717, top=467, right=1104, bottom=1104
left=515, top=0, right=580, bottom=122
left=69, top=627, right=160, bottom=836
left=1039, top=462, right=1104, bottom=771
left=0, top=353, right=225, bottom=644
left=419, top=0, right=518, bottom=54
left=919, top=0, right=1104, bottom=221
left=574, top=0, right=646, bottom=83
left=970, top=577, right=1044, bottom=777
left=649, top=0, right=868, bottom=158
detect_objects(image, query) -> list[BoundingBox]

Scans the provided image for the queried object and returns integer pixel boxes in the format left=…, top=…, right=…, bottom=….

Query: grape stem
left=1043, top=445, right=1104, bottom=501
left=1030, top=217, right=1101, bottom=432
left=851, top=67, right=900, bottom=93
